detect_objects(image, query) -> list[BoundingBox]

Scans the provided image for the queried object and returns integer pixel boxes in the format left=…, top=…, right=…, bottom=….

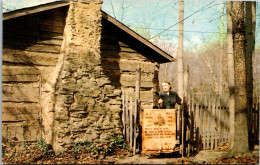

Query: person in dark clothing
left=158, top=81, right=182, bottom=109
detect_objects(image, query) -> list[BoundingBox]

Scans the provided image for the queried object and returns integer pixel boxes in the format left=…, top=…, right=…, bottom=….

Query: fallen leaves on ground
left=211, top=155, right=259, bottom=164
left=2, top=146, right=259, bottom=164
left=2, top=146, right=131, bottom=164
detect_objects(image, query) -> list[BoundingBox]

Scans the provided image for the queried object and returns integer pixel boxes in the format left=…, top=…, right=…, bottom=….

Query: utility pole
left=219, top=2, right=224, bottom=96
left=177, top=0, right=185, bottom=157
left=177, top=0, right=184, bottom=99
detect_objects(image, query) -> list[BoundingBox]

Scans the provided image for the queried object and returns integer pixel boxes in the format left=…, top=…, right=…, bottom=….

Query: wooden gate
left=121, top=91, right=140, bottom=155
left=185, top=94, right=229, bottom=154
left=185, top=93, right=259, bottom=155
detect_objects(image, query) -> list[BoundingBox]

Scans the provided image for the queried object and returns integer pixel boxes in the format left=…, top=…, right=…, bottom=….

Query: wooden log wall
left=101, top=19, right=160, bottom=112
left=2, top=7, right=67, bottom=149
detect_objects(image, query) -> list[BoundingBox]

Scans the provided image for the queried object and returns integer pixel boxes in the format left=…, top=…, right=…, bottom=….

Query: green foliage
left=110, top=136, right=128, bottom=150
left=37, top=138, right=48, bottom=152
left=104, top=136, right=128, bottom=155
left=72, top=136, right=128, bottom=156
left=73, top=141, right=95, bottom=154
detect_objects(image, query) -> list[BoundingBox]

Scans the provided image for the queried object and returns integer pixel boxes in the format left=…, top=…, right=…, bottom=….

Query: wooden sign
left=142, top=109, right=177, bottom=154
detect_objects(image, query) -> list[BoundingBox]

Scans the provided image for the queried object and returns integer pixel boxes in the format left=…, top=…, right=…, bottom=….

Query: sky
left=2, top=0, right=260, bottom=54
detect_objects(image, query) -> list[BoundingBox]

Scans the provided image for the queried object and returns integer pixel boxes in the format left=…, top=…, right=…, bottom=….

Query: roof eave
left=3, top=1, right=70, bottom=21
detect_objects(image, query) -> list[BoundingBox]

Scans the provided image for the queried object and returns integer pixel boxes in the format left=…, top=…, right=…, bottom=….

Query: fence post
left=255, top=102, right=259, bottom=144
left=130, top=98, right=133, bottom=149
left=195, top=94, right=200, bottom=152
left=187, top=92, right=191, bottom=156
left=182, top=104, right=185, bottom=157
left=198, top=94, right=203, bottom=151
left=133, top=64, right=141, bottom=154
left=133, top=98, right=138, bottom=155
left=207, top=94, right=211, bottom=150
left=203, top=94, right=207, bottom=150
left=190, top=94, right=195, bottom=154
left=211, top=95, right=216, bottom=150
left=126, top=92, right=130, bottom=143
left=122, top=91, right=126, bottom=139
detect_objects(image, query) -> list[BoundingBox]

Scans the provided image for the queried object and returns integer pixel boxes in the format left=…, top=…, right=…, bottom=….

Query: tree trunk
left=226, top=1, right=235, bottom=150
left=177, top=0, right=184, bottom=99
left=230, top=1, right=250, bottom=154
left=245, top=1, right=256, bottom=151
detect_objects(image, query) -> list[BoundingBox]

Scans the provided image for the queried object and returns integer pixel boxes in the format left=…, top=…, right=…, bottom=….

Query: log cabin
left=2, top=0, right=175, bottom=152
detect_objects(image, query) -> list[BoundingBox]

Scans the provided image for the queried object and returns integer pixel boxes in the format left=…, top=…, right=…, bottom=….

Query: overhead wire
left=148, top=1, right=216, bottom=40
left=126, top=26, right=228, bottom=34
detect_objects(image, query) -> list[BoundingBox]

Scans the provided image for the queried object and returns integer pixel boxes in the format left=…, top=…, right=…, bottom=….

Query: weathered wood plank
left=12, top=31, right=63, bottom=40
left=3, top=124, right=41, bottom=143
left=2, top=66, right=40, bottom=76
left=2, top=102, right=41, bottom=114
left=3, top=49, right=59, bottom=66
left=5, top=125, right=24, bottom=142
left=101, top=44, right=137, bottom=53
left=101, top=59, right=155, bottom=73
left=38, top=20, right=65, bottom=27
left=121, top=80, right=153, bottom=88
left=27, top=125, right=42, bottom=141
left=4, top=23, right=64, bottom=34
left=3, top=37, right=63, bottom=46
left=36, top=39, right=63, bottom=45
left=101, top=50, right=146, bottom=60
left=38, top=25, right=64, bottom=33
left=2, top=83, right=40, bottom=102
left=2, top=75, right=39, bottom=82
left=2, top=113, right=39, bottom=122
left=3, top=41, right=61, bottom=54
left=121, top=74, right=153, bottom=83
left=139, top=91, right=153, bottom=102
left=119, top=60, right=155, bottom=73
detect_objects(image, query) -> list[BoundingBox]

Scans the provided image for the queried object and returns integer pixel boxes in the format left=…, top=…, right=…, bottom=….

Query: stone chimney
left=44, top=0, right=122, bottom=153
